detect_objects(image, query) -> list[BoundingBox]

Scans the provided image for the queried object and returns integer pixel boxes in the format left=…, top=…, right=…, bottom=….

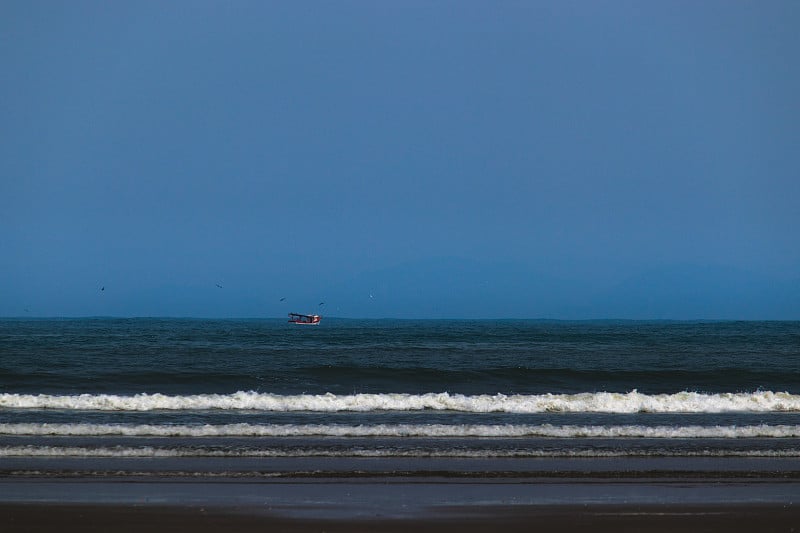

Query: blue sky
left=2, top=1, right=798, bottom=319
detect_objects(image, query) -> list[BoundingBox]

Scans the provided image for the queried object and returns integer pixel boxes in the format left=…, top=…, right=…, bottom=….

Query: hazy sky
left=2, top=1, right=798, bottom=319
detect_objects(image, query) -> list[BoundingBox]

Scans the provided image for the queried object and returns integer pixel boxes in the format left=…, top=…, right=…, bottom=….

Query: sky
left=1, top=1, right=798, bottom=319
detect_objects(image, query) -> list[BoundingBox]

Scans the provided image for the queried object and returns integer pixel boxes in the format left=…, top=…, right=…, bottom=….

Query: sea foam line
left=2, top=445, right=799, bottom=459
left=1, top=391, right=799, bottom=413
left=2, top=422, right=800, bottom=438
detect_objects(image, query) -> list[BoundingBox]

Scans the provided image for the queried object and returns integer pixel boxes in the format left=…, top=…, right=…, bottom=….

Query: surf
left=2, top=422, right=800, bottom=438
left=2, top=390, right=799, bottom=413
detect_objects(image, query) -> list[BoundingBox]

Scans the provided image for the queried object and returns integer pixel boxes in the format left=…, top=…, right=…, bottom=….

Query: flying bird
left=216, top=284, right=223, bottom=289
left=100, top=286, right=105, bottom=291
left=280, top=297, right=286, bottom=302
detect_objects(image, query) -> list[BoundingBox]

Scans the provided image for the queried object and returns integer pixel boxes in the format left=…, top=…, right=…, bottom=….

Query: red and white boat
left=288, top=312, right=321, bottom=325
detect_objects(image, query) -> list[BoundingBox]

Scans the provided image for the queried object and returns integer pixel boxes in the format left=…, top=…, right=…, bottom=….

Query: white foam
left=1, top=390, right=799, bottom=413
left=2, top=422, right=799, bottom=438
left=0, top=446, right=180, bottom=457
left=1, top=445, right=798, bottom=459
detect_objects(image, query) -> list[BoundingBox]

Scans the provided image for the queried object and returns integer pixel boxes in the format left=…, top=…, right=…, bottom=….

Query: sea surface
left=1, top=319, right=799, bottom=473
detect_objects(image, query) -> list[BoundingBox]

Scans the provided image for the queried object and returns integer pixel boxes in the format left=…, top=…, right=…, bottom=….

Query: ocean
left=1, top=318, right=799, bottom=473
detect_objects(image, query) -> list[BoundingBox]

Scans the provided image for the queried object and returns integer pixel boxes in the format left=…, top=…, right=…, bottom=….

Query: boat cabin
left=288, top=313, right=321, bottom=325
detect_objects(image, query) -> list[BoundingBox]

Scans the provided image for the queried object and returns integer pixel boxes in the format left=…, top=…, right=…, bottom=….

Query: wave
left=2, top=445, right=799, bottom=459
left=2, top=390, right=799, bottom=413
left=2, top=422, right=799, bottom=438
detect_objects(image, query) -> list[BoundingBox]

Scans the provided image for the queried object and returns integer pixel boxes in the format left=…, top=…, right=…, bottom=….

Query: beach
left=2, top=455, right=799, bottom=531
left=2, top=475, right=799, bottom=531
left=4, top=502, right=800, bottom=532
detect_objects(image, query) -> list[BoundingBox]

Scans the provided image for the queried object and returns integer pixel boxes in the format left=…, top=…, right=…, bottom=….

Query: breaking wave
left=2, top=445, right=799, bottom=459
left=2, top=422, right=800, bottom=438
left=2, top=390, right=799, bottom=413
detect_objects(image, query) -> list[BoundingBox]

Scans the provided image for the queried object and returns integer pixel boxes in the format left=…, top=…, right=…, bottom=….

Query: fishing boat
left=288, top=312, right=321, bottom=325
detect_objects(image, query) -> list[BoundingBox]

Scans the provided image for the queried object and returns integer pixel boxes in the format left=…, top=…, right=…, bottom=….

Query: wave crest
left=2, top=422, right=799, bottom=438
left=1, top=390, right=798, bottom=413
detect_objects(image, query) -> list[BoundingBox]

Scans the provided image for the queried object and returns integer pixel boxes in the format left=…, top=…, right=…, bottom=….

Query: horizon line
left=2, top=315, right=798, bottom=323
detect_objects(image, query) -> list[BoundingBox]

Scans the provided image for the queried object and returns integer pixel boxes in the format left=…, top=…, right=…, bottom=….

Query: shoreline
left=2, top=466, right=799, bottom=532
left=2, top=452, right=799, bottom=531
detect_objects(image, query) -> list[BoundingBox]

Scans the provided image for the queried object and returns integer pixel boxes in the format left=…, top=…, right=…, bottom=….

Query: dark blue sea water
left=1, top=319, right=799, bottom=464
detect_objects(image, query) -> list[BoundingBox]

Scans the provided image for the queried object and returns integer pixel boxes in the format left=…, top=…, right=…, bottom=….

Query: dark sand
left=2, top=456, right=799, bottom=531
left=2, top=502, right=800, bottom=532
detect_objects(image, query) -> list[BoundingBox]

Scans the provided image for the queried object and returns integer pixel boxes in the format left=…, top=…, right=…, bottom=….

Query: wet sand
left=2, top=455, right=799, bottom=531
left=2, top=501, right=800, bottom=532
